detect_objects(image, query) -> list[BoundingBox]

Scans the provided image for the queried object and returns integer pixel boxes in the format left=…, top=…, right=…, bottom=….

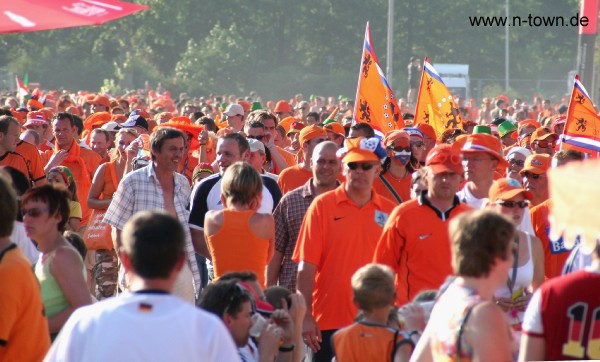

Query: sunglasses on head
left=411, top=141, right=425, bottom=148
left=247, top=135, right=265, bottom=141
left=534, top=140, right=554, bottom=148
left=522, top=172, right=544, bottom=180
left=346, top=162, right=377, bottom=171
left=225, top=283, right=255, bottom=316
left=508, top=158, right=525, bottom=167
left=21, top=207, right=49, bottom=217
left=495, top=200, right=529, bottom=209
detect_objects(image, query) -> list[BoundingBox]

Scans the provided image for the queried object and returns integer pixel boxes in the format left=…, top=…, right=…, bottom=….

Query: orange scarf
left=55, top=139, right=91, bottom=190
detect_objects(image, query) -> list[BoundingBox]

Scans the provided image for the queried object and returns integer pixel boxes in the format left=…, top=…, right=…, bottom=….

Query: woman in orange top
left=86, top=128, right=137, bottom=299
left=204, top=162, right=274, bottom=287
left=374, top=130, right=415, bottom=204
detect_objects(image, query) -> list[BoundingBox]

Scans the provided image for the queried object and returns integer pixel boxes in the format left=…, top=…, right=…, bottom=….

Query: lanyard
left=506, top=234, right=520, bottom=293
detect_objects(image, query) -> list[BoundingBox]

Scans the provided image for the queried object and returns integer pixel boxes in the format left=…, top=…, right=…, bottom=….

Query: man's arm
left=266, top=251, right=284, bottom=287
left=296, top=261, right=320, bottom=353
left=190, top=227, right=211, bottom=260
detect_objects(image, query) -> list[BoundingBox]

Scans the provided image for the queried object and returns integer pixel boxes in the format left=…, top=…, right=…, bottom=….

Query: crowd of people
left=0, top=87, right=599, bottom=362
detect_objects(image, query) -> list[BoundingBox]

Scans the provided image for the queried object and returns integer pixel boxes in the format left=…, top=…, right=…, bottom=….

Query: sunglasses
left=224, top=283, right=255, bottom=316
left=346, top=162, right=377, bottom=171
left=495, top=200, right=529, bottom=209
left=508, top=158, right=525, bottom=167
left=21, top=207, right=49, bottom=217
left=411, top=141, right=425, bottom=148
left=533, top=140, right=554, bottom=148
left=392, top=147, right=411, bottom=153
left=247, top=135, right=265, bottom=141
left=522, top=172, right=544, bottom=180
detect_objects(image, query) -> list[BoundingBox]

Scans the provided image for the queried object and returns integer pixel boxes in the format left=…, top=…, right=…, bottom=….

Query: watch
left=278, top=343, right=295, bottom=352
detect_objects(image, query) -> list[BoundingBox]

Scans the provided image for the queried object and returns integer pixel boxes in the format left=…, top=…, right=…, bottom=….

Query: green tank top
left=35, top=247, right=86, bottom=318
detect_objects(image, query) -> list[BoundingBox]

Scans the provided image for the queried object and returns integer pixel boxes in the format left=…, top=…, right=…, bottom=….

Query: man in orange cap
left=322, top=121, right=345, bottom=148
left=91, top=95, right=111, bottom=114
left=294, top=137, right=395, bottom=362
left=0, top=116, right=35, bottom=186
left=458, top=133, right=506, bottom=209
left=285, top=121, right=305, bottom=155
left=278, top=125, right=329, bottom=194
left=530, top=127, right=558, bottom=157
left=373, top=144, right=471, bottom=306
left=520, top=153, right=551, bottom=208
left=274, top=100, right=293, bottom=122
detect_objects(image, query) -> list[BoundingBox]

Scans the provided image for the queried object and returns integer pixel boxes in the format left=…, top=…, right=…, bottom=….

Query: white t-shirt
left=456, top=183, right=488, bottom=209
left=45, top=293, right=241, bottom=362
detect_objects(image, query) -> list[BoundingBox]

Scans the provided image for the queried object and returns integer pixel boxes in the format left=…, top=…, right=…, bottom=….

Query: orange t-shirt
left=278, top=165, right=312, bottom=194
left=271, top=146, right=297, bottom=175
left=373, top=196, right=472, bottom=306
left=292, top=185, right=395, bottom=330
left=0, top=152, right=31, bottom=184
left=207, top=209, right=270, bottom=287
left=0, top=245, right=51, bottom=361
left=373, top=172, right=412, bottom=204
left=178, top=154, right=198, bottom=186
left=100, top=161, right=119, bottom=200
left=333, top=322, right=410, bottom=361
left=530, top=199, right=569, bottom=279
left=15, top=140, right=45, bottom=183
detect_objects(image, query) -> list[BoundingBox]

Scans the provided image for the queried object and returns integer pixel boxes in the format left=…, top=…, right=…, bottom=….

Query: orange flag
left=353, top=22, right=404, bottom=135
left=561, top=75, right=600, bottom=156
left=414, top=58, right=463, bottom=139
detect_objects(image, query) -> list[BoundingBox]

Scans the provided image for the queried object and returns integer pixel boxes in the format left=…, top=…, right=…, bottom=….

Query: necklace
left=387, top=167, right=408, bottom=181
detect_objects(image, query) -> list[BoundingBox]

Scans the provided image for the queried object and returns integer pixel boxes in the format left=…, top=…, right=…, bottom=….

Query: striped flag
left=561, top=75, right=600, bottom=155
left=352, top=22, right=404, bottom=135
left=414, top=58, right=463, bottom=139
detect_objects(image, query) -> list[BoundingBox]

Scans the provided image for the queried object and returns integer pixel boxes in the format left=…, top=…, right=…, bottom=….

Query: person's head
left=530, top=127, right=558, bottom=156
left=425, top=144, right=464, bottom=201
left=249, top=110, right=278, bottom=141
left=449, top=210, right=515, bottom=279
left=91, top=95, right=111, bottom=114
left=199, top=280, right=254, bottom=347
left=216, top=133, right=250, bottom=175
left=351, top=263, right=395, bottom=312
left=90, top=128, right=110, bottom=157
left=461, top=133, right=504, bottom=183
left=295, top=101, right=310, bottom=119
left=244, top=120, right=267, bottom=145
left=114, top=128, right=138, bottom=160
left=517, top=120, right=540, bottom=140
left=306, top=111, right=320, bottom=125
left=286, top=121, right=305, bottom=150
left=63, top=230, right=87, bottom=259
left=323, top=121, right=345, bottom=147
left=488, top=178, right=534, bottom=225
left=416, top=123, right=437, bottom=160
left=22, top=184, right=70, bottom=236
left=0, top=116, right=20, bottom=154
left=20, top=129, right=40, bottom=146
left=52, top=112, right=77, bottom=148
left=505, top=147, right=531, bottom=182
left=23, top=112, right=50, bottom=141
left=411, top=168, right=428, bottom=199
left=273, top=100, right=293, bottom=121
left=311, top=141, right=341, bottom=188
left=221, top=162, right=263, bottom=209
left=498, top=121, right=518, bottom=147
left=403, top=127, right=426, bottom=163
left=192, top=162, right=214, bottom=186
left=520, top=154, right=551, bottom=204
left=47, top=166, right=78, bottom=201
left=341, top=137, right=382, bottom=193
left=383, top=130, right=412, bottom=169
left=298, top=125, right=328, bottom=160
left=552, top=149, right=584, bottom=168
left=247, top=138, right=267, bottom=173
left=264, top=286, right=292, bottom=310
left=0, top=171, right=17, bottom=238
left=150, top=127, right=186, bottom=171
left=348, top=123, right=375, bottom=139
left=121, top=210, right=185, bottom=280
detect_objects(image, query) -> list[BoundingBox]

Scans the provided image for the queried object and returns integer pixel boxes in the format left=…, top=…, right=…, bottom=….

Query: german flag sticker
left=139, top=303, right=153, bottom=312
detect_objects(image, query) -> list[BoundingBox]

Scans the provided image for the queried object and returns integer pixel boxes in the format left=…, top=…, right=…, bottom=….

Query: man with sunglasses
left=519, top=154, right=551, bottom=208
left=529, top=127, right=558, bottom=157
left=47, top=211, right=239, bottom=361
left=374, top=144, right=471, bottom=306
left=278, top=125, right=329, bottom=194
left=246, top=111, right=296, bottom=175
left=293, top=137, right=395, bottom=362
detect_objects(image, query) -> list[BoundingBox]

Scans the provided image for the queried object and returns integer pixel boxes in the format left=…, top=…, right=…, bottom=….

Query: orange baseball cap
left=274, top=100, right=292, bottom=113
left=323, top=121, right=345, bottom=137
left=416, top=123, right=436, bottom=141
left=278, top=116, right=296, bottom=134
left=488, top=178, right=533, bottom=203
left=299, top=125, right=327, bottom=148
left=92, top=95, right=111, bottom=108
left=426, top=144, right=464, bottom=175
left=530, top=127, right=558, bottom=143
left=520, top=154, right=551, bottom=175
left=339, top=137, right=380, bottom=163
left=237, top=100, right=251, bottom=112
left=461, top=133, right=507, bottom=165
left=23, top=111, right=48, bottom=127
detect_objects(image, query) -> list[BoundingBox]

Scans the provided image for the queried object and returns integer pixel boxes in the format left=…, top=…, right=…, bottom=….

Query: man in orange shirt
left=520, top=153, right=550, bottom=208
left=0, top=116, right=35, bottom=186
left=530, top=150, right=584, bottom=279
left=45, top=112, right=102, bottom=228
left=0, top=172, right=51, bottom=361
left=293, top=137, right=395, bottom=362
left=278, top=125, right=328, bottom=194
left=373, top=144, right=471, bottom=306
